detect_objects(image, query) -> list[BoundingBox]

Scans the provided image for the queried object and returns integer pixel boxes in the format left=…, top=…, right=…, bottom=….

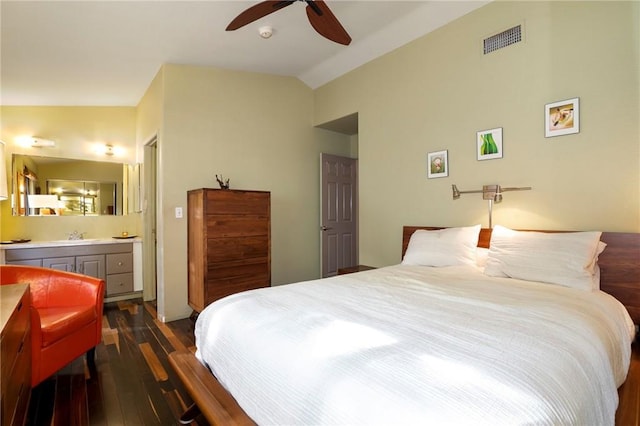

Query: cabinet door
left=76, top=255, right=106, bottom=280
left=43, top=257, right=75, bottom=272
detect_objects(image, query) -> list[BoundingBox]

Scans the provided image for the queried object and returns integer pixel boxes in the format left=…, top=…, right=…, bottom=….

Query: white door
left=320, top=153, right=358, bottom=277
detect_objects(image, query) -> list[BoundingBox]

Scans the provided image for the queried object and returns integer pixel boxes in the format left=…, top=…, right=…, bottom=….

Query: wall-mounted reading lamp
left=452, top=184, right=532, bottom=228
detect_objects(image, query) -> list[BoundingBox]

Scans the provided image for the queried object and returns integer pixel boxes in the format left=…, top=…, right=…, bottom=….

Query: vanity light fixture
left=16, top=136, right=56, bottom=148
left=96, top=143, right=123, bottom=157
left=452, top=184, right=532, bottom=228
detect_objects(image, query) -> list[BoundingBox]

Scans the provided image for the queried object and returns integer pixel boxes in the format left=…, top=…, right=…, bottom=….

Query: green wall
left=314, top=1, right=640, bottom=267
left=143, top=64, right=352, bottom=321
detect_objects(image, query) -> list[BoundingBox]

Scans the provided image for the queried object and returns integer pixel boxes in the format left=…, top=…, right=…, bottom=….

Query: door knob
left=320, top=226, right=333, bottom=231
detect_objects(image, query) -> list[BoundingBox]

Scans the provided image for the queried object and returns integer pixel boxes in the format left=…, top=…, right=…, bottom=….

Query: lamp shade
left=0, top=141, right=8, bottom=200
left=27, top=195, right=59, bottom=209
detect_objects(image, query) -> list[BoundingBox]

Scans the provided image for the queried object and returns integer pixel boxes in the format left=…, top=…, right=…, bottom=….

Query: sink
left=50, top=239, right=100, bottom=244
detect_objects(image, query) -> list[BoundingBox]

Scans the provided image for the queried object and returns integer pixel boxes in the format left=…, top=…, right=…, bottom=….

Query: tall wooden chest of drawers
left=187, top=188, right=271, bottom=312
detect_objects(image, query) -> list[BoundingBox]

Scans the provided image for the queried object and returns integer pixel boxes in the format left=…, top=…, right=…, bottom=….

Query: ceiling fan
left=226, top=0, right=352, bottom=46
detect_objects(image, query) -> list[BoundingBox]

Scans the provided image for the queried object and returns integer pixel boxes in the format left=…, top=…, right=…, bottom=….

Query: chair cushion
left=38, top=306, right=97, bottom=347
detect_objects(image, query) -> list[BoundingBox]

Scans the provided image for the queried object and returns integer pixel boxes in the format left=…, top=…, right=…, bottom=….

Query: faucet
left=67, top=230, right=85, bottom=240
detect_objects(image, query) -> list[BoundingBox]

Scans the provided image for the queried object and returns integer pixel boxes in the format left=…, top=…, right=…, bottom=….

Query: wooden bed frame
left=170, top=226, right=640, bottom=425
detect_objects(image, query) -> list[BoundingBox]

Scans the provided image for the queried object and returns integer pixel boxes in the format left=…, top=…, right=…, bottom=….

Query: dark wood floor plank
left=136, top=305, right=195, bottom=424
left=139, top=342, right=169, bottom=382
left=69, top=357, right=89, bottom=426
left=91, top=342, right=122, bottom=426
left=27, top=379, right=55, bottom=425
left=105, top=307, right=161, bottom=424
left=103, top=339, right=146, bottom=424
left=52, top=363, right=72, bottom=426
left=138, top=313, right=198, bottom=409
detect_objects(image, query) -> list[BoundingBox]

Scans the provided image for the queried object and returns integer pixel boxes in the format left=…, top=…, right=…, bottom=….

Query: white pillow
left=476, top=247, right=490, bottom=269
left=484, top=225, right=605, bottom=291
left=402, top=225, right=481, bottom=267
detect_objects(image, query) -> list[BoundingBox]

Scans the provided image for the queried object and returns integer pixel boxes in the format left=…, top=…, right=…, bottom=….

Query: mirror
left=11, top=154, right=129, bottom=216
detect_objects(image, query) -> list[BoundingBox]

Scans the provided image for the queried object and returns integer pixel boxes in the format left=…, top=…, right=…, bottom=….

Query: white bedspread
left=195, top=265, right=633, bottom=426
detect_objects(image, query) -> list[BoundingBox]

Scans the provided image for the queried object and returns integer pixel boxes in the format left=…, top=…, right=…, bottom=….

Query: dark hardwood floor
left=25, top=297, right=640, bottom=425
left=27, top=299, right=207, bottom=426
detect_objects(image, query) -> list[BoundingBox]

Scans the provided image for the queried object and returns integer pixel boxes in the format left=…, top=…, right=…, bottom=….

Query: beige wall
left=0, top=107, right=141, bottom=241
left=136, top=66, right=164, bottom=302
left=148, top=64, right=351, bottom=321
left=3, top=1, right=637, bottom=321
left=315, top=1, right=640, bottom=267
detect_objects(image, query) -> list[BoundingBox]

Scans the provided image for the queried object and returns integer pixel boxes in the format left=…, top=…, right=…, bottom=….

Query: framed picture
left=477, top=127, right=503, bottom=161
left=427, top=150, right=448, bottom=179
left=545, top=97, right=579, bottom=137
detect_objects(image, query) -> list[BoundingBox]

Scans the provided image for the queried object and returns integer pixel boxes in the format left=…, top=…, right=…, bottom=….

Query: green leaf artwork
left=480, top=132, right=499, bottom=155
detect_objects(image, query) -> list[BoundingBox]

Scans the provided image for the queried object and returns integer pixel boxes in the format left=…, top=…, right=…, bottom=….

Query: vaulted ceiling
left=1, top=1, right=488, bottom=106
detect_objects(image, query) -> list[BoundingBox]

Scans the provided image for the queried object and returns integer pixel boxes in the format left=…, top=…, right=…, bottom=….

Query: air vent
left=483, top=25, right=522, bottom=54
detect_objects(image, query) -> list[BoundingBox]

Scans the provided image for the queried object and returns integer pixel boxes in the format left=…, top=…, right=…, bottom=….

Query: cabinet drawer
left=7, top=325, right=31, bottom=426
left=0, top=294, right=30, bottom=384
left=206, top=217, right=269, bottom=238
left=106, top=253, right=133, bottom=274
left=106, top=273, right=134, bottom=295
left=6, top=259, right=43, bottom=267
left=204, top=190, right=269, bottom=215
left=207, top=236, right=269, bottom=262
left=204, top=274, right=269, bottom=307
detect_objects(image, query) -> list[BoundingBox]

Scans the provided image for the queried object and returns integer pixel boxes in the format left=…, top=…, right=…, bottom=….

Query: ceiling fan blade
left=305, top=0, right=351, bottom=45
left=226, top=1, right=294, bottom=31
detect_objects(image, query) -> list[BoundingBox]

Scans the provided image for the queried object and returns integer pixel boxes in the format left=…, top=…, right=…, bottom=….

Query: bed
left=169, top=226, right=640, bottom=426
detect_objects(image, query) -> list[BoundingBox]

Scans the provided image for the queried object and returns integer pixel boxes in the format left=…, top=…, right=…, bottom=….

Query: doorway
left=143, top=137, right=158, bottom=302
left=320, top=153, right=358, bottom=277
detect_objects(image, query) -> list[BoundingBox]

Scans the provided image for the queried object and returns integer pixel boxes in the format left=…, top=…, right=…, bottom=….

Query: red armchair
left=0, top=265, right=104, bottom=387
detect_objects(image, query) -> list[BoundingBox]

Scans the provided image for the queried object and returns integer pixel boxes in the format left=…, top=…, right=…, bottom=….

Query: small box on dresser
left=188, top=188, right=271, bottom=312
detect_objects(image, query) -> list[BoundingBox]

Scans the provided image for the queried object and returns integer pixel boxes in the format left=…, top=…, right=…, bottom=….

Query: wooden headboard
left=402, top=226, right=640, bottom=324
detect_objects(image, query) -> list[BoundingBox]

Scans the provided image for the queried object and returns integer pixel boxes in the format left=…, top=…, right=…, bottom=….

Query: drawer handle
left=18, top=340, right=24, bottom=354
left=118, top=261, right=124, bottom=266
left=17, top=301, right=22, bottom=311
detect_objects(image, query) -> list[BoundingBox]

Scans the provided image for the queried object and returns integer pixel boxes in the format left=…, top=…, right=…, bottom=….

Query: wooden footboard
left=168, top=350, right=255, bottom=426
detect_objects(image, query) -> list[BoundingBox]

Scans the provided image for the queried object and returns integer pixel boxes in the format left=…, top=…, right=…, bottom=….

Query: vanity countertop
left=0, top=237, right=142, bottom=250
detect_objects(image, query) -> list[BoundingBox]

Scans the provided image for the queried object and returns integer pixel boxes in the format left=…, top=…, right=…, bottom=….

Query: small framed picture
left=427, top=150, right=448, bottom=179
left=477, top=127, right=503, bottom=161
left=545, top=97, right=579, bottom=137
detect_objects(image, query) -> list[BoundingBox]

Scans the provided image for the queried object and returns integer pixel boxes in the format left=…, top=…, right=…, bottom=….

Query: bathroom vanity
left=0, top=238, right=142, bottom=301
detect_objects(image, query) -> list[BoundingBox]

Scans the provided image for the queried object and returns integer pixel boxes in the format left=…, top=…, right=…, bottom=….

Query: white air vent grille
left=483, top=25, right=522, bottom=54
